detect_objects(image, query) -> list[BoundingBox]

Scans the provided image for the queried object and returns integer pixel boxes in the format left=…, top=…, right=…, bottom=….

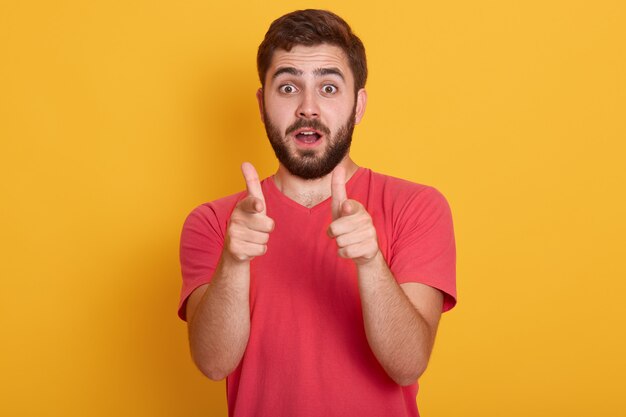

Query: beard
left=262, top=105, right=356, bottom=180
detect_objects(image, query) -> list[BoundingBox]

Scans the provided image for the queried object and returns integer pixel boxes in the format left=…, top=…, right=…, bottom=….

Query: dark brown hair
left=257, top=9, right=367, bottom=92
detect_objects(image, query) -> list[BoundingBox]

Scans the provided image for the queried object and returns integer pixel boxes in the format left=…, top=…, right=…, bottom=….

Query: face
left=257, top=44, right=367, bottom=179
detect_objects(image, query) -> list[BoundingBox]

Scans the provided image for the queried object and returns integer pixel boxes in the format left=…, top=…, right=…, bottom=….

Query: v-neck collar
left=264, top=167, right=366, bottom=214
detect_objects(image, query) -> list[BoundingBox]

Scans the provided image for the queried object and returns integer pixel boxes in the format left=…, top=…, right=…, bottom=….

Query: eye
left=321, top=84, right=338, bottom=94
left=279, top=84, right=298, bottom=94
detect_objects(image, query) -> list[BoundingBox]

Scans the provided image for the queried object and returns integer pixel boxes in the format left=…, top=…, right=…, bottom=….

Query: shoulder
left=182, top=190, right=247, bottom=234
left=364, top=170, right=457, bottom=311
left=357, top=168, right=452, bottom=215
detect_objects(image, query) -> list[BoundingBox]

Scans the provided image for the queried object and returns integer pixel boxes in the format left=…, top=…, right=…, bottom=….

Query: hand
left=224, top=162, right=274, bottom=263
left=328, top=166, right=380, bottom=265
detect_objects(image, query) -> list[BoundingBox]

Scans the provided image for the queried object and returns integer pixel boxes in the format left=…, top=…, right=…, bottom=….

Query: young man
left=179, top=9, right=456, bottom=417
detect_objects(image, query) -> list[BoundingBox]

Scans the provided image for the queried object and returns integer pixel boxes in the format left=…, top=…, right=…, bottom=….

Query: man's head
left=257, top=9, right=367, bottom=93
left=256, top=10, right=368, bottom=180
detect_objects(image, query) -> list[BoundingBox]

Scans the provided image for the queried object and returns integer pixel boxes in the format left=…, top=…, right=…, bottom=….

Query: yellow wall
left=1, top=1, right=624, bottom=415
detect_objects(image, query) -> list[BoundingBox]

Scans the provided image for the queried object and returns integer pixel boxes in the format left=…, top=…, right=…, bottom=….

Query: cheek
left=330, top=98, right=356, bottom=117
left=265, top=97, right=292, bottom=118
left=268, top=110, right=291, bottom=130
left=330, top=109, right=353, bottom=126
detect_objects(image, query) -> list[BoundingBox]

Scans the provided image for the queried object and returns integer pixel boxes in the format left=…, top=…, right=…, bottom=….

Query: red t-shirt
left=179, top=168, right=456, bottom=417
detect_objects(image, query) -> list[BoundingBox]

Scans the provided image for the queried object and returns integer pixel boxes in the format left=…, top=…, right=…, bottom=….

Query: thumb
left=239, top=195, right=265, bottom=214
left=331, top=166, right=347, bottom=219
left=341, top=200, right=357, bottom=217
left=241, top=162, right=266, bottom=213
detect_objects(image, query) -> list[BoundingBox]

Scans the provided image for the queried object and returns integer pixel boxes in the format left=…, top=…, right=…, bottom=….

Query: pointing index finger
left=331, top=166, right=347, bottom=219
left=241, top=162, right=265, bottom=206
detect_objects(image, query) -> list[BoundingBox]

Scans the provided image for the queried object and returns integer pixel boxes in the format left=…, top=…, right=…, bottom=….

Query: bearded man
left=178, top=9, right=457, bottom=417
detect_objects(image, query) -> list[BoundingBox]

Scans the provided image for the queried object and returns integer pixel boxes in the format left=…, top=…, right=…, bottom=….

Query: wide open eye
left=321, top=84, right=338, bottom=94
left=279, top=84, right=298, bottom=94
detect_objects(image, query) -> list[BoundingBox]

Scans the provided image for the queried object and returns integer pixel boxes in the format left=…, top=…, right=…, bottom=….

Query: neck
left=272, top=157, right=359, bottom=208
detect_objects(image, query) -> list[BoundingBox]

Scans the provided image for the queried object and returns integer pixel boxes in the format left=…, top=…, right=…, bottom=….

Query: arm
left=356, top=254, right=443, bottom=386
left=186, top=163, right=273, bottom=380
left=328, top=167, right=444, bottom=385
left=186, top=255, right=251, bottom=381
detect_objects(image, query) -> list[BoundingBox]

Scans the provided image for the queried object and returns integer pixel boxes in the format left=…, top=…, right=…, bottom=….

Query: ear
left=256, top=88, right=265, bottom=123
left=354, top=88, right=367, bottom=125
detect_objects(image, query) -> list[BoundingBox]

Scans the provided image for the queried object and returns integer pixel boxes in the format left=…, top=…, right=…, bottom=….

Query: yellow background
left=1, top=0, right=625, bottom=415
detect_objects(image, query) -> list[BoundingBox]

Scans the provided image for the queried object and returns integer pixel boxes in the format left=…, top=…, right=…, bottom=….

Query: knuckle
left=251, top=244, right=266, bottom=257
left=228, top=243, right=245, bottom=260
left=229, top=226, right=249, bottom=241
left=343, top=246, right=356, bottom=259
left=229, top=213, right=245, bottom=225
left=263, top=217, right=275, bottom=232
left=228, top=226, right=241, bottom=239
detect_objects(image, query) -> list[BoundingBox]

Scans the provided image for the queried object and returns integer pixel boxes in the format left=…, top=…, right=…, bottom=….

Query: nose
left=296, top=89, right=319, bottom=119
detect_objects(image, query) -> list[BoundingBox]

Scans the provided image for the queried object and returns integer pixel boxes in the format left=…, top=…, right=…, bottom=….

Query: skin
left=186, top=44, right=444, bottom=385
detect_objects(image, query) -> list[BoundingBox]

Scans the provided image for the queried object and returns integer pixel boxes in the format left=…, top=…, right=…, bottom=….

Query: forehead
left=268, top=44, right=352, bottom=80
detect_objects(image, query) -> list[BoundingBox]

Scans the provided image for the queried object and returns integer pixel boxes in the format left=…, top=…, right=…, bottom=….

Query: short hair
left=257, top=9, right=367, bottom=92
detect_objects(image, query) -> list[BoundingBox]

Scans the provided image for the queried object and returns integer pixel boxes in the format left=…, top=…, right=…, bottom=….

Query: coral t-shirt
left=179, top=168, right=456, bottom=417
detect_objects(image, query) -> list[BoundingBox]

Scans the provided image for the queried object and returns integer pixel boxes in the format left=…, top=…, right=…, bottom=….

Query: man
left=178, top=9, right=456, bottom=417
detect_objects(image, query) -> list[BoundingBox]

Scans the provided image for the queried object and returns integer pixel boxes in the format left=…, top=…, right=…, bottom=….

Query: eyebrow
left=272, top=67, right=303, bottom=79
left=314, top=67, right=345, bottom=80
left=271, top=66, right=345, bottom=81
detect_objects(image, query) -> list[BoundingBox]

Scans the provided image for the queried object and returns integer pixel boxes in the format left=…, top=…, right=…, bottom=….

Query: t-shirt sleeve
left=178, top=204, right=227, bottom=321
left=389, top=187, right=457, bottom=312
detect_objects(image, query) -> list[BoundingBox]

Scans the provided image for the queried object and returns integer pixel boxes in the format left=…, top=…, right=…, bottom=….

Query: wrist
left=355, top=251, right=395, bottom=291
left=220, top=249, right=252, bottom=271
left=354, top=249, right=384, bottom=269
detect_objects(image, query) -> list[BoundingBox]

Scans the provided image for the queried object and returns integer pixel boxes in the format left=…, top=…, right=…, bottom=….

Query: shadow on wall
left=95, top=220, right=231, bottom=414
left=125, top=60, right=266, bottom=415
left=188, top=62, right=275, bottom=200
left=123, top=239, right=229, bottom=417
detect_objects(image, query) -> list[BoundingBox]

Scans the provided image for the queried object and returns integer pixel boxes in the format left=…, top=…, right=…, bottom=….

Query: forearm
left=357, top=252, right=436, bottom=386
left=188, top=253, right=251, bottom=380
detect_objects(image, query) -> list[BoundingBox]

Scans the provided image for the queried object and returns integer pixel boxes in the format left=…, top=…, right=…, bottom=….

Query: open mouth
left=294, top=129, right=323, bottom=145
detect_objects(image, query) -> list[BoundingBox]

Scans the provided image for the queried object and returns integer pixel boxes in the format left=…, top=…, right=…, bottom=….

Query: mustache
left=285, top=119, right=331, bottom=136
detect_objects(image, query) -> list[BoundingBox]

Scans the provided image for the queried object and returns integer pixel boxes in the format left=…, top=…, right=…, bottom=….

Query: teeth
left=301, top=131, right=315, bottom=135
